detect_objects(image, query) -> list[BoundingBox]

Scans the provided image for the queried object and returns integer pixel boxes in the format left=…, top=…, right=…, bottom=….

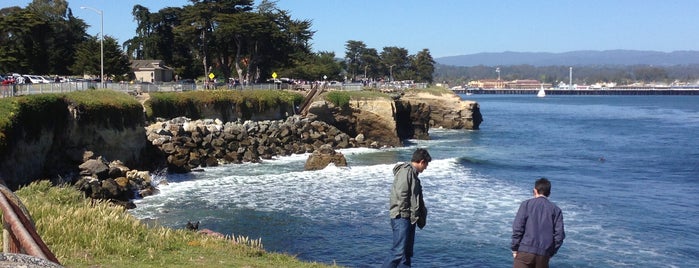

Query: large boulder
left=304, top=144, right=347, bottom=170
left=78, top=157, right=110, bottom=180
left=74, top=152, right=156, bottom=208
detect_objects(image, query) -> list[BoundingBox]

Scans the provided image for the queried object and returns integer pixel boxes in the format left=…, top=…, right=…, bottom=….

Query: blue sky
left=7, top=0, right=699, bottom=58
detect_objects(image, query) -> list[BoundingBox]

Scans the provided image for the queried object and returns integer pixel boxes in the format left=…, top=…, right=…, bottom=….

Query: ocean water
left=130, top=94, right=699, bottom=267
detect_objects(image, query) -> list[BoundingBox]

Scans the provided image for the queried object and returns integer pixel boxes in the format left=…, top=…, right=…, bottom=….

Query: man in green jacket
left=382, top=148, right=431, bottom=268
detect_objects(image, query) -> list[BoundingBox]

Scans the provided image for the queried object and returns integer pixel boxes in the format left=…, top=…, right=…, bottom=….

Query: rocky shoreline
left=145, top=115, right=381, bottom=173
left=69, top=114, right=381, bottom=208
left=0, top=89, right=481, bottom=209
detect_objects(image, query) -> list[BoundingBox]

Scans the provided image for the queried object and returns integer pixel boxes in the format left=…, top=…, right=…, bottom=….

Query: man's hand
left=512, top=251, right=517, bottom=258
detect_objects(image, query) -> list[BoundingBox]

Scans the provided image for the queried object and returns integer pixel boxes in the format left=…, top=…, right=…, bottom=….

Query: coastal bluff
left=0, top=88, right=480, bottom=205
left=305, top=89, right=481, bottom=145
left=401, top=90, right=482, bottom=130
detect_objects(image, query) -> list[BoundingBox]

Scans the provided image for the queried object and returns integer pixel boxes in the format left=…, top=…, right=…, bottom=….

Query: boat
left=537, top=85, right=546, bottom=97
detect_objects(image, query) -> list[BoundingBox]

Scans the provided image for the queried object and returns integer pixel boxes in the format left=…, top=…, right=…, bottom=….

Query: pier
left=453, top=88, right=699, bottom=95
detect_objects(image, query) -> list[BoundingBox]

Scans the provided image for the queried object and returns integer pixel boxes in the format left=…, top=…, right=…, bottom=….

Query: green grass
left=0, top=97, right=21, bottom=149
left=324, top=90, right=391, bottom=107
left=64, top=90, right=144, bottom=128
left=0, top=90, right=144, bottom=151
left=146, top=89, right=304, bottom=120
left=11, top=181, right=340, bottom=268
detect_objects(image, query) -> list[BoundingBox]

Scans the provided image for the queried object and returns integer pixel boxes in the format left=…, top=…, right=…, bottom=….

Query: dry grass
left=9, top=181, right=340, bottom=268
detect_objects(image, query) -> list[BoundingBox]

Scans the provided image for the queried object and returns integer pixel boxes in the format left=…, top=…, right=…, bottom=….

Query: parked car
left=25, top=75, right=43, bottom=84
left=39, top=76, right=53, bottom=83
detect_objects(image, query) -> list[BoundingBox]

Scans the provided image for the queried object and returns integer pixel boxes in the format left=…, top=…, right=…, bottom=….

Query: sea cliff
left=0, top=88, right=481, bottom=205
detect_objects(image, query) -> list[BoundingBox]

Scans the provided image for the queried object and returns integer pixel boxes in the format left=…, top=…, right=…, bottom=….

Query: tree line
left=0, top=1, right=130, bottom=79
left=1, top=0, right=435, bottom=84
left=434, top=64, right=699, bottom=86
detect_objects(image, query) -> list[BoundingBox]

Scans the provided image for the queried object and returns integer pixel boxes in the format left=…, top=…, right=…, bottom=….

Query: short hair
left=535, top=178, right=552, bottom=197
left=411, top=148, right=432, bottom=163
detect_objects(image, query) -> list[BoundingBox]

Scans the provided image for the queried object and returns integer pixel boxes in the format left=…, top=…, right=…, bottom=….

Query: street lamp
left=80, top=6, right=104, bottom=88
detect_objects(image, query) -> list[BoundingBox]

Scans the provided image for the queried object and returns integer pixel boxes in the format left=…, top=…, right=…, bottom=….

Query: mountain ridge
left=435, top=50, right=699, bottom=67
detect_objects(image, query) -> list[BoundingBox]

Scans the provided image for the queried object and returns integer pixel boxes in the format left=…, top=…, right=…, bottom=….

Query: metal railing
left=0, top=184, right=61, bottom=266
left=0, top=81, right=431, bottom=98
left=0, top=82, right=293, bottom=97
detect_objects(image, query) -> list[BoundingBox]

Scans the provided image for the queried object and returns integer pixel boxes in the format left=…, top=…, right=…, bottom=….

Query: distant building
left=468, top=79, right=505, bottom=89
left=131, top=60, right=174, bottom=83
left=504, top=79, right=550, bottom=89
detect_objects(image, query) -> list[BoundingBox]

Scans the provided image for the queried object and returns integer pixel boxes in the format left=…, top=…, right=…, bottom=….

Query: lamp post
left=80, top=6, right=103, bottom=88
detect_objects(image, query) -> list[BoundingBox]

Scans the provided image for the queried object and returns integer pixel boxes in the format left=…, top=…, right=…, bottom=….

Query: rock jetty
left=145, top=115, right=379, bottom=173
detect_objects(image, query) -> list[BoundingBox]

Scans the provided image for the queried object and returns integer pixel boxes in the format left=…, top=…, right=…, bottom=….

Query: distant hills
left=435, top=50, right=699, bottom=67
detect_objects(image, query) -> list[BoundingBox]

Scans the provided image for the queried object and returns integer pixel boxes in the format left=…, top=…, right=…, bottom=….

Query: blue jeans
left=382, top=217, right=416, bottom=268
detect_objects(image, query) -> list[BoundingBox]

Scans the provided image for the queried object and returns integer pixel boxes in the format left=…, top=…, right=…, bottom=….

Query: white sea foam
left=131, top=96, right=699, bottom=267
left=131, top=153, right=656, bottom=267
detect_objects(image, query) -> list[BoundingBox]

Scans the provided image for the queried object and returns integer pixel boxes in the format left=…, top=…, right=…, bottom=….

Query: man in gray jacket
left=511, top=178, right=565, bottom=268
left=382, top=148, right=431, bottom=268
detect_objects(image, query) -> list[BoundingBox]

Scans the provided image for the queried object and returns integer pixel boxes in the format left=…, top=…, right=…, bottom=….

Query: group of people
left=382, top=148, right=565, bottom=268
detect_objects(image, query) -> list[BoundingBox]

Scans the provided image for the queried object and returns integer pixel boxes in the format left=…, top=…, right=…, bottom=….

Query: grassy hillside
left=12, top=181, right=339, bottom=268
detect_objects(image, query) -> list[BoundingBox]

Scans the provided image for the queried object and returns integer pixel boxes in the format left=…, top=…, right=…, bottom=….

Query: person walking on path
left=511, top=178, right=566, bottom=268
left=382, top=148, right=431, bottom=268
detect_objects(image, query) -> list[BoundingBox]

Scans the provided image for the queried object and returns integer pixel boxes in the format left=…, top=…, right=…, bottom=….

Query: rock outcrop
left=73, top=151, right=158, bottom=208
left=305, top=89, right=481, bottom=144
left=401, top=91, right=482, bottom=130
left=306, top=99, right=401, bottom=147
left=304, top=144, right=348, bottom=170
left=394, top=100, right=431, bottom=140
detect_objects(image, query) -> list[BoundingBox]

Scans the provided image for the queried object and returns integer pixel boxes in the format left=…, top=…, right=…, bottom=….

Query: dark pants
left=382, top=217, right=416, bottom=268
left=514, top=251, right=550, bottom=268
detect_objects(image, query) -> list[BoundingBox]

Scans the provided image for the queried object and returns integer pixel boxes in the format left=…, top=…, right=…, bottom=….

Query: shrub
left=325, top=91, right=351, bottom=107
